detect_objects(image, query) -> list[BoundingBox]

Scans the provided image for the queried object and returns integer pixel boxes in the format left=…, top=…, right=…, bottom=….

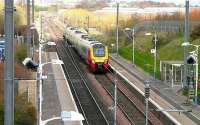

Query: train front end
left=88, top=44, right=109, bottom=72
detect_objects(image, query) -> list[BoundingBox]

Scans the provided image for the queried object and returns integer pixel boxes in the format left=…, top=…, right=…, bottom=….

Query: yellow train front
left=87, top=43, right=109, bottom=72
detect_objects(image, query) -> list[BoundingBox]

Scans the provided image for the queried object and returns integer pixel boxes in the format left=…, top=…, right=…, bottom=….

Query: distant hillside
left=129, top=1, right=176, bottom=8
left=75, top=0, right=108, bottom=10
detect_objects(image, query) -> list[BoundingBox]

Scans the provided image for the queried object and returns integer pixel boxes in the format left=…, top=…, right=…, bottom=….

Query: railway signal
left=145, top=83, right=150, bottom=125
left=186, top=55, right=196, bottom=65
left=189, top=89, right=195, bottom=101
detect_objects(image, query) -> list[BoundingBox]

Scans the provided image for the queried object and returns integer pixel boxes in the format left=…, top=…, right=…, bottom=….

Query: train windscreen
left=0, top=41, right=5, bottom=48
left=93, top=44, right=105, bottom=57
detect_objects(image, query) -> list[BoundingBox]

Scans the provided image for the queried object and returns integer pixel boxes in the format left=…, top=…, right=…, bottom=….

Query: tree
left=190, top=24, right=200, bottom=41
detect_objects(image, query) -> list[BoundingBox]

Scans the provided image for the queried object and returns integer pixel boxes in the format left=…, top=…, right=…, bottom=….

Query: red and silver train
left=63, top=27, right=109, bottom=72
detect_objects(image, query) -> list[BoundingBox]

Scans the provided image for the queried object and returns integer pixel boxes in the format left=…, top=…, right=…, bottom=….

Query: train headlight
left=92, top=60, right=95, bottom=64
left=104, top=59, right=108, bottom=64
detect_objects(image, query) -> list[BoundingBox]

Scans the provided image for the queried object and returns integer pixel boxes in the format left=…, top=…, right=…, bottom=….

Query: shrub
left=190, top=24, right=200, bottom=41
left=15, top=44, right=27, bottom=63
left=0, top=95, right=36, bottom=125
left=15, top=95, right=36, bottom=125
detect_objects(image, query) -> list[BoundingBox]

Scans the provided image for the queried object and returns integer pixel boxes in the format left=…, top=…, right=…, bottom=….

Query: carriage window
left=93, top=45, right=105, bottom=57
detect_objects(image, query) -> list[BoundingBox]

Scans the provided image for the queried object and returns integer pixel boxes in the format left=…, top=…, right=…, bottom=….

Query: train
left=0, top=39, right=5, bottom=61
left=63, top=27, right=109, bottom=72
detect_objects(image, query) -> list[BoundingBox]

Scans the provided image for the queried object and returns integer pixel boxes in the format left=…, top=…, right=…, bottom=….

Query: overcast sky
left=35, top=0, right=200, bottom=6
left=150, top=0, right=199, bottom=5
left=121, top=0, right=200, bottom=5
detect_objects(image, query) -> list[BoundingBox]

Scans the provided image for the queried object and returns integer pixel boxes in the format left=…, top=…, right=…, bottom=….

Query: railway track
left=47, top=18, right=176, bottom=125
left=95, top=73, right=165, bottom=125
left=56, top=40, right=109, bottom=125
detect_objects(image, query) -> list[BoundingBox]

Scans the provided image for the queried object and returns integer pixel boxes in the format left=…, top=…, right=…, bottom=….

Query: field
left=60, top=8, right=200, bottom=77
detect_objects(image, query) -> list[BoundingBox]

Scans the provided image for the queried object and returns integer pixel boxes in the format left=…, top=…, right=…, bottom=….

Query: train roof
left=67, top=27, right=79, bottom=31
left=67, top=27, right=87, bottom=33
left=65, top=26, right=105, bottom=47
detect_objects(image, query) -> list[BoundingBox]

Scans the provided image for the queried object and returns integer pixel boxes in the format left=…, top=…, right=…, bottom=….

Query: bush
left=0, top=95, right=36, bottom=125
left=190, top=24, right=200, bottom=41
left=15, top=44, right=27, bottom=63
left=15, top=95, right=37, bottom=125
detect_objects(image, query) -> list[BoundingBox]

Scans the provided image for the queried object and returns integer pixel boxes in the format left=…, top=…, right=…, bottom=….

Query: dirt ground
left=0, top=62, right=33, bottom=103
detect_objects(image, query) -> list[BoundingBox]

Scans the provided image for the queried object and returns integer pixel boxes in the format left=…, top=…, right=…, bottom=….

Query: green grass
left=119, top=46, right=161, bottom=78
left=182, top=88, right=200, bottom=104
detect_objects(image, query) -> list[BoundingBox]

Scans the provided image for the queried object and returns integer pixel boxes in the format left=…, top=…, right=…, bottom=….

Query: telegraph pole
left=40, top=15, right=43, bottom=40
left=114, top=70, right=117, bottom=125
left=27, top=0, right=31, bottom=57
left=87, top=16, right=90, bottom=33
left=32, top=0, right=34, bottom=23
left=116, top=2, right=119, bottom=56
left=32, top=0, right=35, bottom=60
left=4, top=0, right=14, bottom=125
left=132, top=28, right=135, bottom=65
left=183, top=0, right=189, bottom=88
left=154, top=33, right=157, bottom=80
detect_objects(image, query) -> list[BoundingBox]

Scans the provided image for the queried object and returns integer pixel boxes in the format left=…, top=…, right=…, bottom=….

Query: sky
left=122, top=0, right=200, bottom=5
left=149, top=0, right=199, bottom=5
left=32, top=0, right=200, bottom=6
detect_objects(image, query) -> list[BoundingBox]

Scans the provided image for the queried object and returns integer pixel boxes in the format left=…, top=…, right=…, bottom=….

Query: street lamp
left=182, top=42, right=199, bottom=110
left=111, top=43, right=115, bottom=53
left=30, top=24, right=36, bottom=60
left=38, top=41, right=64, bottom=125
left=125, top=28, right=135, bottom=66
left=41, top=111, right=84, bottom=125
left=116, top=2, right=119, bottom=56
left=145, top=32, right=157, bottom=80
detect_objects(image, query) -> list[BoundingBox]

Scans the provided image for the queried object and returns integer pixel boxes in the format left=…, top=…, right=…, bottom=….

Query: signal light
left=189, top=89, right=194, bottom=100
left=187, top=55, right=196, bottom=64
left=145, top=84, right=150, bottom=98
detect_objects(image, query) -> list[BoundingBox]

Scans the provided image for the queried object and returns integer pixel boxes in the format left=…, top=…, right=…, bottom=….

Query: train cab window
left=75, top=31, right=83, bottom=34
left=88, top=38, right=95, bottom=41
left=70, top=27, right=78, bottom=30
left=81, top=35, right=89, bottom=40
left=93, top=44, right=105, bottom=57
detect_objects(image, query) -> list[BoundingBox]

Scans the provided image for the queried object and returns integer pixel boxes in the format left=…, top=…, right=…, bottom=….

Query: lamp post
left=30, top=25, right=36, bottom=60
left=111, top=43, right=115, bottom=53
left=38, top=41, right=64, bottom=125
left=27, top=0, right=31, bottom=57
left=32, top=0, right=34, bottom=23
left=116, top=2, right=119, bottom=56
left=182, top=42, right=199, bottom=110
left=183, top=0, right=190, bottom=88
left=114, top=2, right=119, bottom=124
left=125, top=28, right=135, bottom=65
left=145, top=32, right=157, bottom=80
left=132, top=28, right=135, bottom=65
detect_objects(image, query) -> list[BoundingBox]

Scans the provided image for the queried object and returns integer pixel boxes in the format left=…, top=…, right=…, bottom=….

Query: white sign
left=151, top=49, right=156, bottom=54
left=61, top=111, right=84, bottom=121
